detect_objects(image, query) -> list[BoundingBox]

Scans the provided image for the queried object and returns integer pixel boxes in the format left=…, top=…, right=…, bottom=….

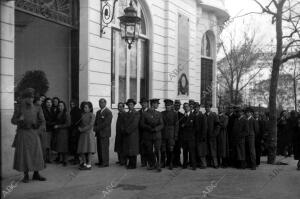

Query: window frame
left=110, top=1, right=149, bottom=109
left=201, top=32, right=213, bottom=105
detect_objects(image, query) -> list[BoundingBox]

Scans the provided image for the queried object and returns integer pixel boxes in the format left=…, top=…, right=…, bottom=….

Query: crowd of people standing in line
left=11, top=88, right=300, bottom=183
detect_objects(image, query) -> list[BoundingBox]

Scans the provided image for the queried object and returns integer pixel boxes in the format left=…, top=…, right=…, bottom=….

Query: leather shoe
left=32, top=173, right=46, bottom=181
left=99, top=164, right=109, bottom=168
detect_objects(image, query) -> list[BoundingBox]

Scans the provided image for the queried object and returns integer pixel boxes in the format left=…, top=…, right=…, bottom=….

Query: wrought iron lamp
left=118, top=0, right=141, bottom=49
left=100, top=0, right=118, bottom=37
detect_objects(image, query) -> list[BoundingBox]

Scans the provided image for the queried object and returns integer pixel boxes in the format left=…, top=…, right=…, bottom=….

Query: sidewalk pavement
left=2, top=156, right=300, bottom=199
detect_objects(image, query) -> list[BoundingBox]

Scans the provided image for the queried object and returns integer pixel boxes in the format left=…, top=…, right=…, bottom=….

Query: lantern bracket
left=100, top=0, right=118, bottom=37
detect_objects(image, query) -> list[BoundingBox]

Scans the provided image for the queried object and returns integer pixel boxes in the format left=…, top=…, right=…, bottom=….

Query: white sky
left=219, top=0, right=277, bottom=58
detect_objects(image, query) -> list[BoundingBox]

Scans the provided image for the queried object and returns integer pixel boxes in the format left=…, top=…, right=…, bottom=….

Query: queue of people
left=11, top=88, right=300, bottom=183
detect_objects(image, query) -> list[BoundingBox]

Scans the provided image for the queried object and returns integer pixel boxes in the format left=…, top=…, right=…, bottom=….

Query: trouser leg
left=97, top=137, right=103, bottom=164
left=101, top=138, right=110, bottom=166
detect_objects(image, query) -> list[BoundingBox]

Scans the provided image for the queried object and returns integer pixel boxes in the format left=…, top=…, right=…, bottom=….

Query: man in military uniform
left=205, top=104, right=220, bottom=168
left=138, top=98, right=149, bottom=167
left=194, top=102, right=208, bottom=168
left=140, top=99, right=164, bottom=172
left=181, top=103, right=197, bottom=170
left=161, top=99, right=179, bottom=170
left=173, top=100, right=184, bottom=167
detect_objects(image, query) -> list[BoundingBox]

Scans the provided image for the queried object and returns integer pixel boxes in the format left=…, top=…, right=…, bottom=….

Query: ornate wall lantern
left=100, top=0, right=118, bottom=37
left=118, top=0, right=141, bottom=49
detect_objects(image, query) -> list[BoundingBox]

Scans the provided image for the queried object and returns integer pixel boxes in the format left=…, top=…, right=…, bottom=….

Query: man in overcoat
left=173, top=100, right=184, bottom=167
left=217, top=106, right=229, bottom=168
left=94, top=98, right=113, bottom=167
left=181, top=103, right=197, bottom=170
left=205, top=104, right=220, bottom=168
left=140, top=99, right=164, bottom=172
left=227, top=105, right=237, bottom=167
left=245, top=108, right=256, bottom=170
left=138, top=98, right=149, bottom=167
left=115, top=102, right=126, bottom=165
left=194, top=102, right=208, bottom=168
left=161, top=99, right=179, bottom=170
left=232, top=108, right=247, bottom=169
left=123, top=99, right=140, bottom=169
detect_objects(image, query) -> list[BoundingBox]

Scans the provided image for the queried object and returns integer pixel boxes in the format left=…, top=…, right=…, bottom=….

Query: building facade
left=0, top=0, right=228, bottom=177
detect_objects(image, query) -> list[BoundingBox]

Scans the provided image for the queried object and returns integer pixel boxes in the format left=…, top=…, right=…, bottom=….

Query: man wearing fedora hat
left=161, top=99, right=178, bottom=170
left=138, top=98, right=149, bottom=167
left=140, top=98, right=164, bottom=172
left=194, top=102, right=208, bottom=169
left=123, top=99, right=140, bottom=169
left=232, top=107, right=247, bottom=169
left=11, top=88, right=46, bottom=183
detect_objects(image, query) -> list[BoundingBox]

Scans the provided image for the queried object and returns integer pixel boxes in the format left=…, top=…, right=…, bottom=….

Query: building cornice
left=197, top=0, right=230, bottom=23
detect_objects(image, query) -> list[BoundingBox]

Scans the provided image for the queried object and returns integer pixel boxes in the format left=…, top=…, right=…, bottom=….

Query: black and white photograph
left=1, top=0, right=300, bottom=199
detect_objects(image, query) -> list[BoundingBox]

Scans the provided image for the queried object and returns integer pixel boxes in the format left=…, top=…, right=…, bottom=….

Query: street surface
left=2, top=156, right=300, bottom=199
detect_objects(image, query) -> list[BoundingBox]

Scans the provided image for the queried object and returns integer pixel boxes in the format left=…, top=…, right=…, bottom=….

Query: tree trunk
left=268, top=4, right=284, bottom=164
left=293, top=66, right=297, bottom=111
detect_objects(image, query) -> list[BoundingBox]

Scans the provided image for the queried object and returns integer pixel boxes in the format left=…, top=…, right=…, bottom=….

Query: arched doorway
left=14, top=0, right=79, bottom=103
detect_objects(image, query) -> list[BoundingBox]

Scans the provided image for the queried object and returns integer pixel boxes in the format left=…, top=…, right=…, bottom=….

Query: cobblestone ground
left=2, top=156, right=300, bottom=199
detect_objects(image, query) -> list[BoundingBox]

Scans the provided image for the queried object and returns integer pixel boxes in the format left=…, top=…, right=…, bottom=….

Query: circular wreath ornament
left=178, top=73, right=189, bottom=96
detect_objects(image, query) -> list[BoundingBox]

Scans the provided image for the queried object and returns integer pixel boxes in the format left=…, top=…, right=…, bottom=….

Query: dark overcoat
left=181, top=112, right=196, bottom=141
left=195, top=111, right=207, bottom=156
left=123, top=110, right=140, bottom=156
left=232, top=116, right=247, bottom=160
left=114, top=111, right=126, bottom=153
left=94, top=107, right=113, bottom=138
left=54, top=111, right=70, bottom=153
left=217, top=113, right=229, bottom=158
left=292, top=117, right=300, bottom=160
left=11, top=103, right=45, bottom=172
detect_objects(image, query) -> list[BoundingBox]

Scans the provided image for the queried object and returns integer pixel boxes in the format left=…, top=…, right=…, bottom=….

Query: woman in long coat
left=53, top=101, right=70, bottom=166
left=123, top=99, right=140, bottom=169
left=11, top=88, right=46, bottom=183
left=114, top=102, right=126, bottom=165
left=77, top=101, right=96, bottom=170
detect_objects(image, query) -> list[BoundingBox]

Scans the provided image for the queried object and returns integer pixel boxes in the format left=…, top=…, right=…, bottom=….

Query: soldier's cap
left=164, top=99, right=173, bottom=106
left=194, top=102, right=200, bottom=107
left=126, top=99, right=136, bottom=105
left=189, top=99, right=195, bottom=105
left=174, top=100, right=181, bottom=105
left=21, top=88, right=35, bottom=99
left=205, top=103, right=212, bottom=108
left=139, top=97, right=149, bottom=103
left=150, top=98, right=160, bottom=104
